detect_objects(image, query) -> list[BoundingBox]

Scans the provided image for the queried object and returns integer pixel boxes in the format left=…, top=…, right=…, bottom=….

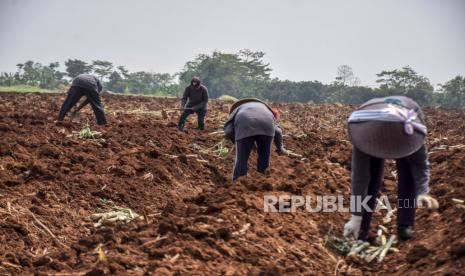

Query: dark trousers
left=233, top=135, right=273, bottom=181
left=178, top=108, right=207, bottom=130
left=58, top=86, right=107, bottom=125
left=358, top=157, right=417, bottom=240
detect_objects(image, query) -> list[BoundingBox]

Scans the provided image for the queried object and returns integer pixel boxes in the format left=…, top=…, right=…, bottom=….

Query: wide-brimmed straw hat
left=348, top=102, right=426, bottom=159
left=229, top=98, right=273, bottom=114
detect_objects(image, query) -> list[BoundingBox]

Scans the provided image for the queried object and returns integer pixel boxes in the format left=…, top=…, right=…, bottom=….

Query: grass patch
left=0, top=85, right=56, bottom=93
left=118, top=91, right=178, bottom=98
left=218, top=94, right=238, bottom=102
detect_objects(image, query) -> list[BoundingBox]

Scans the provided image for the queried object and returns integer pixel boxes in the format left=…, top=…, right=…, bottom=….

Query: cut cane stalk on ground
left=109, top=108, right=180, bottom=118
left=191, top=140, right=231, bottom=159
left=164, top=153, right=209, bottom=163
left=326, top=225, right=398, bottom=264
left=452, top=198, right=465, bottom=209
left=91, top=199, right=141, bottom=227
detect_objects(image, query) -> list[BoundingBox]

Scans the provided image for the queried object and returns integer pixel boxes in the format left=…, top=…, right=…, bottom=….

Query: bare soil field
left=0, top=92, right=464, bottom=275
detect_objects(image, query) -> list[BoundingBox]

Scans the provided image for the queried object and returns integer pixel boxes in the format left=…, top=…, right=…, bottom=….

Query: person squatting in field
left=57, top=74, right=107, bottom=125
left=224, top=98, right=288, bottom=181
left=344, top=96, right=439, bottom=241
left=178, top=76, right=209, bottom=131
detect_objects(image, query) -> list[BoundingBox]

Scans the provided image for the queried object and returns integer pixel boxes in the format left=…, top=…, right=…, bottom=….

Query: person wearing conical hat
left=224, top=98, right=287, bottom=181
left=344, top=96, right=439, bottom=241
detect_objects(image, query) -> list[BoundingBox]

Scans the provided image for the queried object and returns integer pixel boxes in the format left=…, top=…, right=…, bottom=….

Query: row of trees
left=0, top=59, right=178, bottom=95
left=1, top=50, right=464, bottom=107
left=0, top=61, right=66, bottom=89
left=178, top=51, right=464, bottom=107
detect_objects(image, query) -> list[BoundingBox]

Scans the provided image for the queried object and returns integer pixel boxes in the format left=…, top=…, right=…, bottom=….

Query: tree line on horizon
left=0, top=49, right=464, bottom=107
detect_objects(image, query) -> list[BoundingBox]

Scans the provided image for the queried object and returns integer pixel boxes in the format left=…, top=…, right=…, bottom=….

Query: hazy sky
left=0, top=0, right=464, bottom=86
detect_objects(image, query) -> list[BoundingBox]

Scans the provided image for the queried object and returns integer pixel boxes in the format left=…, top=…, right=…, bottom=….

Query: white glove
left=417, top=194, right=439, bottom=209
left=343, top=215, right=362, bottom=239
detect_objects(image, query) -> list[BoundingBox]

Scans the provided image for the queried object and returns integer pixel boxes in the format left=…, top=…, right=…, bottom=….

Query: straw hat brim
left=348, top=121, right=425, bottom=159
left=229, top=98, right=273, bottom=114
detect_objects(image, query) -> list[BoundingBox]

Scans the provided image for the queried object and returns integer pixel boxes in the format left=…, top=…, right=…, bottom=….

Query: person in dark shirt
left=178, top=77, right=209, bottom=131
left=224, top=98, right=287, bottom=181
left=343, top=96, right=438, bottom=241
left=57, top=74, right=107, bottom=125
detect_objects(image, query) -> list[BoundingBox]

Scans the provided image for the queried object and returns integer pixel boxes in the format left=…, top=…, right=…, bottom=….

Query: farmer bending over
left=178, top=76, right=209, bottom=131
left=224, top=98, right=287, bottom=181
left=57, top=74, right=107, bottom=125
left=344, top=96, right=438, bottom=241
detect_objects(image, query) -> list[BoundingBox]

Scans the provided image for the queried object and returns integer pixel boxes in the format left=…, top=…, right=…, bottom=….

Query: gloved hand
left=417, top=194, right=439, bottom=209
left=343, top=215, right=362, bottom=239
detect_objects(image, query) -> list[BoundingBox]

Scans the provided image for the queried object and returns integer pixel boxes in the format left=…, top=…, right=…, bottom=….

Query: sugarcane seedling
left=327, top=237, right=352, bottom=255
left=91, top=210, right=120, bottom=220
left=347, top=240, right=362, bottom=254
left=98, top=245, right=106, bottom=262
left=378, top=235, right=397, bottom=263
left=378, top=225, right=389, bottom=233
left=365, top=247, right=378, bottom=254
left=164, top=153, right=208, bottom=163
left=91, top=200, right=140, bottom=227
left=452, top=198, right=465, bottom=209
left=452, top=198, right=464, bottom=204
left=286, top=150, right=303, bottom=158
left=376, top=198, right=389, bottom=210
left=209, top=140, right=230, bottom=158
left=143, top=172, right=154, bottom=182
left=375, top=228, right=386, bottom=246
left=76, top=120, right=102, bottom=139
left=209, top=130, right=225, bottom=136
left=169, top=253, right=180, bottom=264
left=381, top=235, right=387, bottom=246
left=391, top=170, right=398, bottom=180
left=193, top=140, right=230, bottom=158
left=383, top=208, right=396, bottom=224
left=79, top=121, right=94, bottom=139
left=232, top=223, right=251, bottom=236
left=92, top=210, right=139, bottom=227
left=365, top=247, right=383, bottom=263
left=347, top=242, right=370, bottom=257
left=294, top=133, right=307, bottom=138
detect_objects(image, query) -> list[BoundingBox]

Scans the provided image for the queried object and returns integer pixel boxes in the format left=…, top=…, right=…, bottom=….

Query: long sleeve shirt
left=71, top=74, right=103, bottom=111
left=71, top=74, right=102, bottom=93
left=181, top=85, right=209, bottom=111
left=224, top=102, right=284, bottom=151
